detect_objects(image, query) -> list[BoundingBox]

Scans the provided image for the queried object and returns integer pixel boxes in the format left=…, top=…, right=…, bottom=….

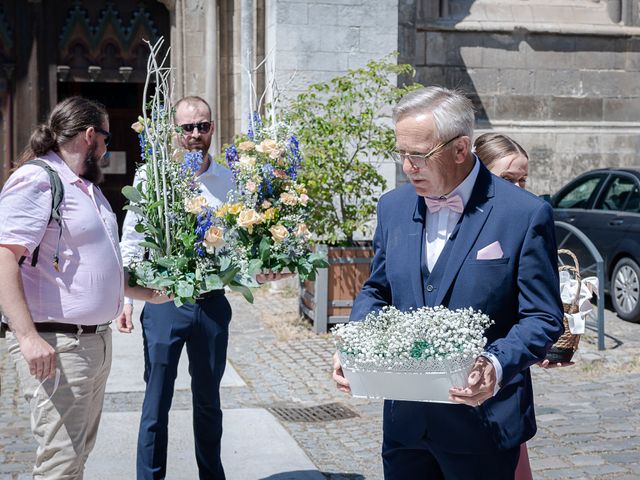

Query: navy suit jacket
left=350, top=162, right=564, bottom=453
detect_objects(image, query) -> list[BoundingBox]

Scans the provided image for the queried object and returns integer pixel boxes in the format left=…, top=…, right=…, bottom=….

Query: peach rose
left=280, top=192, right=297, bottom=206
left=261, top=200, right=272, bottom=209
left=295, top=224, right=310, bottom=238
left=237, top=208, right=264, bottom=233
left=298, top=193, right=309, bottom=206
left=273, top=169, right=288, bottom=179
left=269, top=148, right=285, bottom=159
left=238, top=155, right=256, bottom=169
left=238, top=140, right=256, bottom=152
left=255, top=139, right=278, bottom=154
left=131, top=121, right=144, bottom=134
left=246, top=180, right=257, bottom=192
left=269, top=224, right=289, bottom=242
left=203, top=226, right=225, bottom=252
left=184, top=195, right=209, bottom=214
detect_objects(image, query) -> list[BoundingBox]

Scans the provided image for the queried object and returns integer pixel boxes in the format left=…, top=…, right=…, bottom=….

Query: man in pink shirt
left=0, top=96, right=169, bottom=479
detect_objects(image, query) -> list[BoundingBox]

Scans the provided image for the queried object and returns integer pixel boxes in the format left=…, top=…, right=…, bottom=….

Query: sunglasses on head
left=94, top=127, right=112, bottom=146
left=180, top=122, right=212, bottom=134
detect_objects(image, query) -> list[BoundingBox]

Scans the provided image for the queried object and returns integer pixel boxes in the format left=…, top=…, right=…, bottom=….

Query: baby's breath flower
left=332, top=306, right=493, bottom=370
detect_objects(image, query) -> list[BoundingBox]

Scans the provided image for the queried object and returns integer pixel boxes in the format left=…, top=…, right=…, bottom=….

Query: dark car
left=551, top=167, right=640, bottom=323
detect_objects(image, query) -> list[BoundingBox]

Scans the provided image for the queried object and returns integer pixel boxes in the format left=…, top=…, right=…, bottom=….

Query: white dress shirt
left=425, top=157, right=480, bottom=272
left=120, top=157, right=234, bottom=304
left=423, top=156, right=503, bottom=391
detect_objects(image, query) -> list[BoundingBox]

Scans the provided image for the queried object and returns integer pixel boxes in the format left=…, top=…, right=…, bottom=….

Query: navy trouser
left=137, top=293, right=232, bottom=480
left=382, top=401, right=520, bottom=480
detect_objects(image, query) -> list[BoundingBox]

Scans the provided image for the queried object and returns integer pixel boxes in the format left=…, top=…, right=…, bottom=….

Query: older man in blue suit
left=333, top=87, right=564, bottom=479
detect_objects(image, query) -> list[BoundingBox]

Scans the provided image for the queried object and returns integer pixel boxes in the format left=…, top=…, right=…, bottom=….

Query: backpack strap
left=18, top=160, right=65, bottom=271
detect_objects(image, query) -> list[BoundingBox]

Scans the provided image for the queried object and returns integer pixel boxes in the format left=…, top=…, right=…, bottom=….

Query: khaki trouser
left=7, top=328, right=112, bottom=480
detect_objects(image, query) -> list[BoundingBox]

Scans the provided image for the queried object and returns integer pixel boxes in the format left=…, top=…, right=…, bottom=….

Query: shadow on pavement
left=319, top=475, right=365, bottom=480
left=259, top=472, right=365, bottom=480
left=586, top=323, right=623, bottom=349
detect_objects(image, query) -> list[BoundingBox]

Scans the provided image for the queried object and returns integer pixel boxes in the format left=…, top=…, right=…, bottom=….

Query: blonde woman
left=474, top=132, right=529, bottom=188
left=474, top=132, right=534, bottom=480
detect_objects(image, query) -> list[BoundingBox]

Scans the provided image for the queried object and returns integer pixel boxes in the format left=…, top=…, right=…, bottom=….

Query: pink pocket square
left=476, top=241, right=504, bottom=260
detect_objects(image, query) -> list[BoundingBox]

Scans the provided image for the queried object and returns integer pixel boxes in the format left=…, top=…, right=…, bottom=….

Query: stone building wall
left=402, top=0, right=640, bottom=195
left=265, top=0, right=400, bottom=190
left=266, top=0, right=398, bottom=95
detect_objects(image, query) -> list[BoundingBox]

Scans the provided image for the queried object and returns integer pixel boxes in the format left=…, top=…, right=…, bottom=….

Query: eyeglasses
left=393, top=135, right=462, bottom=169
left=179, top=122, right=212, bottom=134
left=95, top=127, right=112, bottom=146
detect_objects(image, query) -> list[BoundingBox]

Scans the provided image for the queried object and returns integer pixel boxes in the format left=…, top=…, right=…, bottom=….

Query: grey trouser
left=7, top=328, right=112, bottom=480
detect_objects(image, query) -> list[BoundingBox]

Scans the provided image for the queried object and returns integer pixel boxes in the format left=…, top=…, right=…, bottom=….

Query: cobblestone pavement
left=2, top=287, right=640, bottom=479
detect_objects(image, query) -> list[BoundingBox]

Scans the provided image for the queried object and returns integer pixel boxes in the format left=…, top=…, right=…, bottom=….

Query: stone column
left=622, top=0, right=640, bottom=26
left=159, top=0, right=185, bottom=99
left=204, top=1, right=220, bottom=154
left=13, top=1, right=49, bottom=155
left=240, top=0, right=254, bottom=132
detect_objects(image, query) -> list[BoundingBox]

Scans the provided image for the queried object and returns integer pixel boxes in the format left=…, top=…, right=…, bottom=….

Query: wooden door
left=57, top=81, right=149, bottom=228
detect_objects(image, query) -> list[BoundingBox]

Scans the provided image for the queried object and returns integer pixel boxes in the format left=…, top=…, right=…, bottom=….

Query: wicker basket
left=545, top=249, right=582, bottom=363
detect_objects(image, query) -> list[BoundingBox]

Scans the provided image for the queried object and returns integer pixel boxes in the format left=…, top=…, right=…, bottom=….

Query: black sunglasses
left=180, top=122, right=212, bottom=134
left=95, top=127, right=112, bottom=146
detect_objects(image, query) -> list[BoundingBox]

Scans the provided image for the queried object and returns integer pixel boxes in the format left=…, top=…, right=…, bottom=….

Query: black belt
left=11, top=322, right=112, bottom=334
left=196, top=289, right=225, bottom=301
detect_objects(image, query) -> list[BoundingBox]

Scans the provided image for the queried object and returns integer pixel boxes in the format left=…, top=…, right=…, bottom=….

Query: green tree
left=288, top=56, right=420, bottom=245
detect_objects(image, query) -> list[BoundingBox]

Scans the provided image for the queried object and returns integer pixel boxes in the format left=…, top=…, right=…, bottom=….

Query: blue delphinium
left=247, top=112, right=263, bottom=140
left=262, top=164, right=274, bottom=196
left=225, top=144, right=238, bottom=167
left=247, top=118, right=254, bottom=140
left=225, top=144, right=239, bottom=182
left=181, top=150, right=203, bottom=175
left=138, top=132, right=152, bottom=160
left=287, top=135, right=302, bottom=180
left=195, top=208, right=214, bottom=257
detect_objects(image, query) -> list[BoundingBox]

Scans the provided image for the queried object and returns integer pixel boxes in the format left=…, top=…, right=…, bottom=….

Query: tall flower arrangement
left=123, top=38, right=254, bottom=306
left=218, top=115, right=327, bottom=280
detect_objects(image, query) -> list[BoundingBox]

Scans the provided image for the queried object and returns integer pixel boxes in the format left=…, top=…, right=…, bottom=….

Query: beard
left=82, top=141, right=104, bottom=184
left=183, top=136, right=211, bottom=153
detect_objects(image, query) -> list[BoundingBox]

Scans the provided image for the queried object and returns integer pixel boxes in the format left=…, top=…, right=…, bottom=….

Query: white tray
left=341, top=360, right=472, bottom=404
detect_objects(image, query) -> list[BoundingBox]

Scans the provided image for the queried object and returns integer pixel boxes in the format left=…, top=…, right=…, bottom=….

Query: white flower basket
left=333, top=306, right=492, bottom=403
left=340, top=353, right=475, bottom=403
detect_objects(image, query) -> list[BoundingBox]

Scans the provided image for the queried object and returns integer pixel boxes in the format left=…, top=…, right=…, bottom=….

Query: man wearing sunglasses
left=332, top=87, right=564, bottom=479
left=0, top=96, right=170, bottom=479
left=118, top=96, right=236, bottom=480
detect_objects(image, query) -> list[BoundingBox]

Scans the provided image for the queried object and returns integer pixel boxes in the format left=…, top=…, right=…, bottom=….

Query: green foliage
left=125, top=101, right=256, bottom=306
left=288, top=56, right=422, bottom=245
left=123, top=38, right=257, bottom=306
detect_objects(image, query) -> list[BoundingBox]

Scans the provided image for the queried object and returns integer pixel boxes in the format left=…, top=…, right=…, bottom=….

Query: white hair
left=392, top=87, right=475, bottom=142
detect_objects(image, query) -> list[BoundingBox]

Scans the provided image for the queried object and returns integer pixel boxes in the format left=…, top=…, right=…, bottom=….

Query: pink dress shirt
left=0, top=152, right=123, bottom=325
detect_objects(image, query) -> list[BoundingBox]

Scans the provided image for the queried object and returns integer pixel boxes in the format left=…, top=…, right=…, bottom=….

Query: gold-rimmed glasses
left=393, top=135, right=462, bottom=169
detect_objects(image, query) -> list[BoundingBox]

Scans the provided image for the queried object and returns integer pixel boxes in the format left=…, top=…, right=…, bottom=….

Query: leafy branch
left=287, top=55, right=421, bottom=245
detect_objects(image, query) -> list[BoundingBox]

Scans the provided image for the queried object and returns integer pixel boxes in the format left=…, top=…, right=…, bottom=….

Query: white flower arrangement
left=333, top=306, right=494, bottom=402
left=333, top=305, right=493, bottom=372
